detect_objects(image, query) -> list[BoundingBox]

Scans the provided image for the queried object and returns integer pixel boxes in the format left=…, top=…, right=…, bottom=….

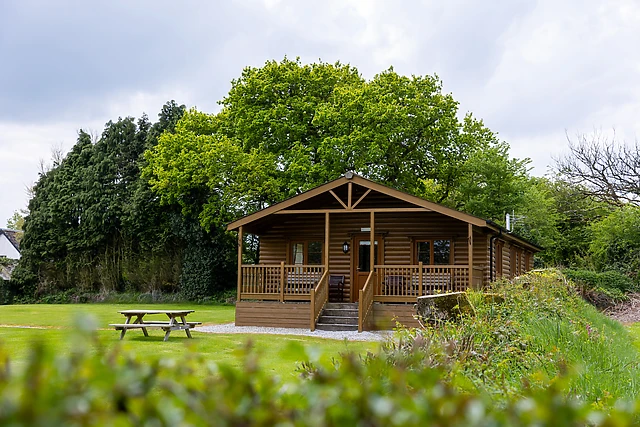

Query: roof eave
left=485, top=220, right=543, bottom=252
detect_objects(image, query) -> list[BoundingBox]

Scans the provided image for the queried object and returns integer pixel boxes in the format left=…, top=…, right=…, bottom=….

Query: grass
left=0, top=303, right=236, bottom=328
left=0, top=304, right=378, bottom=375
left=394, top=269, right=640, bottom=404
left=626, top=323, right=640, bottom=351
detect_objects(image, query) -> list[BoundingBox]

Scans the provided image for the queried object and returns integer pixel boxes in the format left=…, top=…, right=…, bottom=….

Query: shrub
left=381, top=269, right=640, bottom=404
left=0, top=280, right=11, bottom=305
left=565, top=269, right=635, bottom=293
left=1, top=325, right=639, bottom=425
left=564, top=268, right=634, bottom=308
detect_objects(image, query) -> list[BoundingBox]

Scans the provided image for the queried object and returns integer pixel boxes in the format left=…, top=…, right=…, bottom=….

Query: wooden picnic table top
left=118, top=309, right=195, bottom=316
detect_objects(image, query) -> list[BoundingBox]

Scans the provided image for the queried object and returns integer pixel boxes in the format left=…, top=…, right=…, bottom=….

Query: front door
left=352, top=235, right=382, bottom=302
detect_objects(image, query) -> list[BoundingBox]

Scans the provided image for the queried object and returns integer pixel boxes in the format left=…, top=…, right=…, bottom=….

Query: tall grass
left=387, top=269, right=640, bottom=404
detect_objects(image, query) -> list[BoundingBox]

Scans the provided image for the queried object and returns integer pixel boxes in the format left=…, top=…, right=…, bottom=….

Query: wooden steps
left=315, top=302, right=359, bottom=331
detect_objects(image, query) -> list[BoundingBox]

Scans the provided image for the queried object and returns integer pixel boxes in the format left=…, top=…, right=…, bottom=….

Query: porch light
left=342, top=241, right=350, bottom=254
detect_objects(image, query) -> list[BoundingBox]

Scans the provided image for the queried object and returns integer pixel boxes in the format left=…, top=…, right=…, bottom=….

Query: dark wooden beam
left=329, top=190, right=348, bottom=209
left=351, top=189, right=371, bottom=209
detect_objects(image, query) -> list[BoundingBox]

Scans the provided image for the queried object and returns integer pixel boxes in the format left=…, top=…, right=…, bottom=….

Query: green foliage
left=450, top=142, right=530, bottom=221
left=144, top=58, right=528, bottom=230
left=589, top=204, right=640, bottom=278
left=1, top=320, right=639, bottom=425
left=565, top=269, right=635, bottom=294
left=564, top=268, right=634, bottom=307
left=514, top=178, right=612, bottom=267
left=386, top=270, right=640, bottom=404
left=6, top=209, right=27, bottom=234
left=173, top=218, right=236, bottom=300
left=12, top=101, right=235, bottom=300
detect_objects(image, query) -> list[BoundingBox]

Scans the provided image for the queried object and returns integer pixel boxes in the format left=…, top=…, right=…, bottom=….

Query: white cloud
left=1, top=0, right=640, bottom=224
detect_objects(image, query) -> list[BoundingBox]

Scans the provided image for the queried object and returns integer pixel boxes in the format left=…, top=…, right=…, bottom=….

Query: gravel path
left=195, top=323, right=393, bottom=342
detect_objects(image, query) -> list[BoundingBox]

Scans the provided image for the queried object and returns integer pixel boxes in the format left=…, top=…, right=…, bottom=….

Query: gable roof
left=0, top=228, right=21, bottom=253
left=226, top=173, right=542, bottom=252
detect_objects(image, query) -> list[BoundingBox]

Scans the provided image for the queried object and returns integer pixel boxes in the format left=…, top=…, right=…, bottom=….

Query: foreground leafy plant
left=0, top=318, right=639, bottom=425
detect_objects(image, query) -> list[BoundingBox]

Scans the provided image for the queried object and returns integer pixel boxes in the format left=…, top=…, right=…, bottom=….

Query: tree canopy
left=13, top=101, right=237, bottom=300
left=556, top=132, right=640, bottom=206
left=145, top=58, right=530, bottom=231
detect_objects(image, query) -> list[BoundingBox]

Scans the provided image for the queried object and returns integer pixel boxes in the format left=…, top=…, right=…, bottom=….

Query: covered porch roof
left=226, top=173, right=541, bottom=252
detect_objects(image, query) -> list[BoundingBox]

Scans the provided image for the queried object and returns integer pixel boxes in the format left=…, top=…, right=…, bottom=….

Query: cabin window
left=433, top=240, right=451, bottom=264
left=290, top=241, right=323, bottom=265
left=308, top=241, right=323, bottom=265
left=416, top=241, right=431, bottom=264
left=358, top=240, right=379, bottom=272
left=292, top=243, right=304, bottom=265
left=414, top=239, right=451, bottom=265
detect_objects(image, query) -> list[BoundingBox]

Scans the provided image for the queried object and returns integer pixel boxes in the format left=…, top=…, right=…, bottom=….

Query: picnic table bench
left=110, top=309, right=200, bottom=341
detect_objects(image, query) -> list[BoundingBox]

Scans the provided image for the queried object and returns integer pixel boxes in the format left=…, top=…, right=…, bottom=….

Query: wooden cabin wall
left=487, top=238, right=537, bottom=282
left=257, top=212, right=472, bottom=301
left=473, top=230, right=490, bottom=285
left=258, top=214, right=325, bottom=265
left=375, top=212, right=469, bottom=266
left=236, top=302, right=310, bottom=328
left=371, top=303, right=421, bottom=329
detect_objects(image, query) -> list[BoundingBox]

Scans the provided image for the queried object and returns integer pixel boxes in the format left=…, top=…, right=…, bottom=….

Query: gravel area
left=195, top=323, right=393, bottom=342
left=607, top=293, right=640, bottom=324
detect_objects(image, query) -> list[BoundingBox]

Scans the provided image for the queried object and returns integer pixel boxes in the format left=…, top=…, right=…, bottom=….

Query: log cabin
left=227, top=173, right=541, bottom=332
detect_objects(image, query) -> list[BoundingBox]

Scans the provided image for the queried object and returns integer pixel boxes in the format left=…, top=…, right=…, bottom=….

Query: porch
left=238, top=263, right=483, bottom=302
left=237, top=263, right=484, bottom=331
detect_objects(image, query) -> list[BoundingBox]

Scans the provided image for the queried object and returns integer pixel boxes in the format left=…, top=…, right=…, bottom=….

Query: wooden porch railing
left=310, top=270, right=329, bottom=331
left=239, top=264, right=325, bottom=301
left=358, top=271, right=375, bottom=332
left=373, top=264, right=473, bottom=302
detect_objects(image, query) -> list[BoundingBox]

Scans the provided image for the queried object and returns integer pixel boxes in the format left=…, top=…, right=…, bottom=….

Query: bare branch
left=554, top=130, right=640, bottom=206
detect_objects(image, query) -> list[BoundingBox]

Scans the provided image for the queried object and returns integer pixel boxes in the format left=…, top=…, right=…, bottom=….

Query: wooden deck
left=235, top=301, right=420, bottom=331
left=238, top=264, right=482, bottom=303
left=237, top=263, right=484, bottom=331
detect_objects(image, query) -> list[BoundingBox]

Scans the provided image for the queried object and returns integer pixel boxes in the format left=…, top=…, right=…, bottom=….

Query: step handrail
left=310, top=270, right=329, bottom=331
left=358, top=270, right=375, bottom=332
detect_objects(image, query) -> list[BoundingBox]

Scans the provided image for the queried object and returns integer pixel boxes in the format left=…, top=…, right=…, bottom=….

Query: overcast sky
left=1, top=0, right=639, bottom=228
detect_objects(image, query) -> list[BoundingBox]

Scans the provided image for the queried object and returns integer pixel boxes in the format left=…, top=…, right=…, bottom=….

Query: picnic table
left=110, top=309, right=201, bottom=341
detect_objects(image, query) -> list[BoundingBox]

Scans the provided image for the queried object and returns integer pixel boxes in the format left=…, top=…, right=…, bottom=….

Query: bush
left=589, top=205, right=640, bottom=278
left=381, top=269, right=640, bottom=404
left=565, top=269, right=635, bottom=293
left=564, top=268, right=635, bottom=308
left=1, top=324, right=639, bottom=425
left=0, top=280, right=11, bottom=305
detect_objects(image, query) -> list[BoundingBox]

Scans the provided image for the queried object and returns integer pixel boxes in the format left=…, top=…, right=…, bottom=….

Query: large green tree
left=13, top=101, right=236, bottom=300
left=145, top=58, right=528, bottom=231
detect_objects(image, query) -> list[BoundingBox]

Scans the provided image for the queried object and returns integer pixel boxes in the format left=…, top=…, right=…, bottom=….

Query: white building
left=0, top=228, right=21, bottom=260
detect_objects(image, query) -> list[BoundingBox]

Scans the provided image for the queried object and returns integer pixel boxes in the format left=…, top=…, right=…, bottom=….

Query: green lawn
left=627, top=323, right=640, bottom=351
left=0, top=304, right=378, bottom=375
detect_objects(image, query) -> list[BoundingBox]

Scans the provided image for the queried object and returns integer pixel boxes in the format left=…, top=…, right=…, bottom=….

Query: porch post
left=468, top=223, right=474, bottom=289
left=325, top=212, right=330, bottom=272
left=370, top=211, right=375, bottom=273
left=280, top=261, right=285, bottom=303
left=237, top=226, right=243, bottom=301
